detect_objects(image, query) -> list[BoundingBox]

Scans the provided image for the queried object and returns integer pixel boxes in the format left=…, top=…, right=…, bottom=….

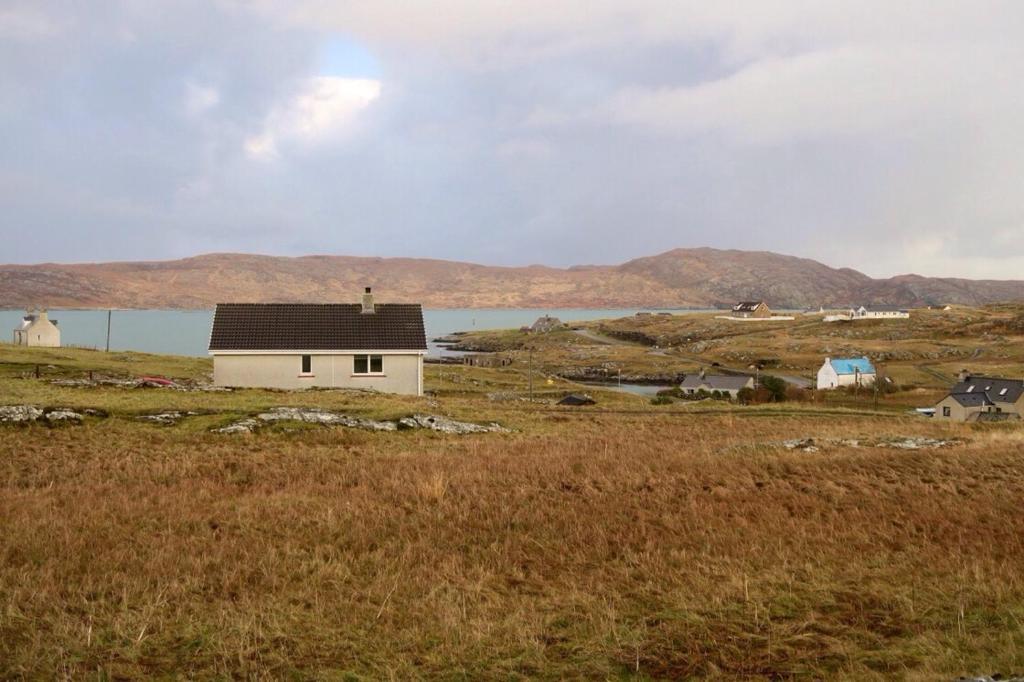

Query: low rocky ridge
left=0, top=405, right=99, bottom=423
left=136, top=411, right=199, bottom=425
left=781, top=437, right=962, bottom=452
left=1, top=404, right=509, bottom=435
left=215, top=407, right=510, bottom=435
left=51, top=376, right=231, bottom=391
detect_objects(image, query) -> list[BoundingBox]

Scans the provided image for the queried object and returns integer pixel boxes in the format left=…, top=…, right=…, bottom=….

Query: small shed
left=558, top=394, right=596, bottom=406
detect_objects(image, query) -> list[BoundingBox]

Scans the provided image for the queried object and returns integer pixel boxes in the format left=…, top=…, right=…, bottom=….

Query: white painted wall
left=816, top=359, right=876, bottom=389
left=212, top=352, right=424, bottom=395
left=14, top=313, right=61, bottom=347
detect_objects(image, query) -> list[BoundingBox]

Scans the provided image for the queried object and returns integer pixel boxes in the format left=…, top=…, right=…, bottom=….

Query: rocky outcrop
left=0, top=405, right=87, bottom=424
left=781, top=437, right=962, bottom=452
left=215, top=408, right=509, bottom=435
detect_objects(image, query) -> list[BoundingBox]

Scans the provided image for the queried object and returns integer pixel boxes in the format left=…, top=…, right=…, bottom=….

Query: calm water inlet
left=0, top=308, right=684, bottom=358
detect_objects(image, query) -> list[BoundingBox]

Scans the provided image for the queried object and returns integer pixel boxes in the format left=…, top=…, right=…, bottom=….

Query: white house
left=12, top=309, right=61, bottom=347
left=817, top=357, right=877, bottom=389
left=208, top=288, right=427, bottom=395
left=854, top=305, right=909, bottom=319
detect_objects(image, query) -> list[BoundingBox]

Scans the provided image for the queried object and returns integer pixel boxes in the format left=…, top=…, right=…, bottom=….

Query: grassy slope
left=2, top=346, right=1024, bottom=678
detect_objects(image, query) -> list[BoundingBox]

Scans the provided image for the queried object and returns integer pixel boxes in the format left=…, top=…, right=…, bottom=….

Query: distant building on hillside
left=933, top=372, right=1024, bottom=422
left=530, top=315, right=564, bottom=333
left=816, top=357, right=876, bottom=389
left=680, top=369, right=755, bottom=399
left=12, top=309, right=61, bottom=347
left=854, top=305, right=909, bottom=319
left=731, top=301, right=771, bottom=319
left=208, top=287, right=426, bottom=395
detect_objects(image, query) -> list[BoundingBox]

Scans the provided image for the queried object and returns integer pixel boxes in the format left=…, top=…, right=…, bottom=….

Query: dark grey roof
left=949, top=392, right=994, bottom=408
left=732, top=301, right=766, bottom=311
left=680, top=373, right=754, bottom=391
left=950, top=376, right=1024, bottom=405
left=860, top=305, right=908, bottom=312
left=558, top=394, right=596, bottom=406
left=209, top=303, right=426, bottom=351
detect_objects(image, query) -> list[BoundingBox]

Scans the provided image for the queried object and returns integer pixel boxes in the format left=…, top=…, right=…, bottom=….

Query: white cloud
left=0, top=5, right=62, bottom=40
left=601, top=45, right=1024, bottom=144
left=245, top=76, right=381, bottom=158
left=183, top=82, right=221, bottom=117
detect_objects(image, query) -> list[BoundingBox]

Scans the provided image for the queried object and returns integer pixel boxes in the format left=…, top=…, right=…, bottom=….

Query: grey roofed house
left=949, top=375, right=1024, bottom=405
left=680, top=371, right=754, bottom=397
left=208, top=290, right=428, bottom=395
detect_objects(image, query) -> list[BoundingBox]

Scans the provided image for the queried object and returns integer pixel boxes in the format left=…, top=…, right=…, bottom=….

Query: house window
left=354, top=354, right=383, bottom=374
left=301, top=355, right=312, bottom=375
left=942, top=406, right=950, bottom=417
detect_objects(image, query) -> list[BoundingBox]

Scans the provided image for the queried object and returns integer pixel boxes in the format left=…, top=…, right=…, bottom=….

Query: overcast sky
left=2, top=1, right=1023, bottom=278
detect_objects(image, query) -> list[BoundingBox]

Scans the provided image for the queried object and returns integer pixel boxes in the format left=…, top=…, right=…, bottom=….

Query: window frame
left=942, top=406, right=950, bottom=417
left=299, top=354, right=313, bottom=376
left=353, top=353, right=385, bottom=376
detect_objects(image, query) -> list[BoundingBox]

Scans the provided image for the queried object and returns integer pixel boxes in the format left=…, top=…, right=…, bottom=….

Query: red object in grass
left=138, top=376, right=175, bottom=386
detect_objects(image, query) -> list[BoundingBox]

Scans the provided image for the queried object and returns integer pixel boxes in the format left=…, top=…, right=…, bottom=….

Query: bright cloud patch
left=245, top=76, right=381, bottom=158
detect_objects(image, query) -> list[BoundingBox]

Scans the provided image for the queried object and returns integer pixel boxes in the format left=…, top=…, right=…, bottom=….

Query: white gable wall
left=817, top=362, right=840, bottom=389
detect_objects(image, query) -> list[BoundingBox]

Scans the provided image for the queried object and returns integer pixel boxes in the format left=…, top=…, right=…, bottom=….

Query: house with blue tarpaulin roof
left=817, top=356, right=876, bottom=390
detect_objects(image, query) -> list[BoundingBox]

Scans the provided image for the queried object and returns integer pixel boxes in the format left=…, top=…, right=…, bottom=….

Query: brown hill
left=2, top=248, right=1024, bottom=309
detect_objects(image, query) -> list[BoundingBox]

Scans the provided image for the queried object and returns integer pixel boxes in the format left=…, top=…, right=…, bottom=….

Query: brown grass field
left=2, top=343, right=1024, bottom=679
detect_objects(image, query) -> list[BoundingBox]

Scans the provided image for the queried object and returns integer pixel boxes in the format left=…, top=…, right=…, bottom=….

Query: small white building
left=854, top=305, right=909, bottom=319
left=12, top=309, right=61, bottom=347
left=208, top=288, right=427, bottom=395
left=817, top=356, right=876, bottom=389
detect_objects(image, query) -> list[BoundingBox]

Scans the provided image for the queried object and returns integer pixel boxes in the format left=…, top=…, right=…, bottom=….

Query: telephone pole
left=528, top=347, right=534, bottom=402
left=105, top=309, right=112, bottom=352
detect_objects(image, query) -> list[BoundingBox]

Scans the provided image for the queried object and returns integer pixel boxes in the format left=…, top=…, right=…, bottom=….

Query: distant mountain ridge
left=2, top=248, right=1023, bottom=309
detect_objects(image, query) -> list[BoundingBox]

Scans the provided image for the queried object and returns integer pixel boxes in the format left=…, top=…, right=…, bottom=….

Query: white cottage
left=854, top=305, right=910, bottom=319
left=12, top=309, right=61, bottom=347
left=208, top=288, right=427, bottom=395
left=817, top=357, right=876, bottom=389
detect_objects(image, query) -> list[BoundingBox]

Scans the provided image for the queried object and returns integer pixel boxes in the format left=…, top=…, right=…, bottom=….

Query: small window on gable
left=942, top=406, right=950, bottom=417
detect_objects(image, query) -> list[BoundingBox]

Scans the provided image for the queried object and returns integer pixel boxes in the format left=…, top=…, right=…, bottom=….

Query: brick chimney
left=361, top=287, right=375, bottom=314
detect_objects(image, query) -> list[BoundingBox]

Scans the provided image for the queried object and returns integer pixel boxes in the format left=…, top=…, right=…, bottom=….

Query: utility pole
left=528, top=347, right=534, bottom=402
left=105, top=309, right=112, bottom=352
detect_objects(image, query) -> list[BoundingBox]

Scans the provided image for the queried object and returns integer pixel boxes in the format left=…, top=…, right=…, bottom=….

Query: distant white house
left=12, top=309, right=61, bottom=347
left=854, top=305, right=909, bottom=319
left=817, top=357, right=876, bottom=389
